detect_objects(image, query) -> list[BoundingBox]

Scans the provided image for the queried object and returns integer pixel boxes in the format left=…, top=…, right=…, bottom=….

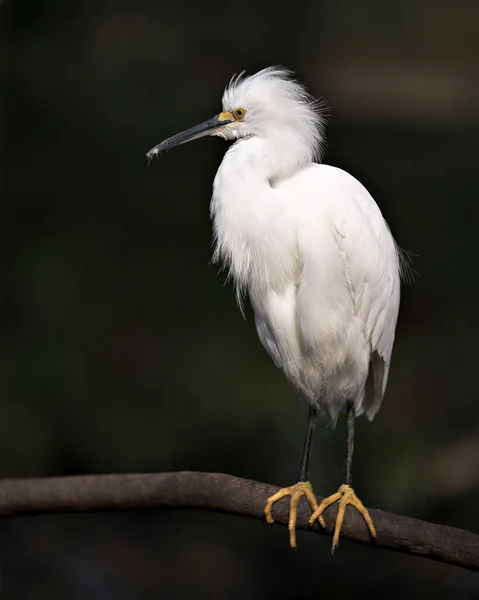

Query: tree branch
left=0, top=471, right=477, bottom=570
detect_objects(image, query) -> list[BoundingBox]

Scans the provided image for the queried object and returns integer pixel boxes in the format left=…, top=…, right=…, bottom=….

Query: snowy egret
left=147, top=67, right=402, bottom=552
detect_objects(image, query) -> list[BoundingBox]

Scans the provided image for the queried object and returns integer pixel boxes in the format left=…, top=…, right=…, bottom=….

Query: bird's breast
left=211, top=174, right=299, bottom=295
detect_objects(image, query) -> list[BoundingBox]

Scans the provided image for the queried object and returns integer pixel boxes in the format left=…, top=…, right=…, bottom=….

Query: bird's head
left=146, top=67, right=327, bottom=167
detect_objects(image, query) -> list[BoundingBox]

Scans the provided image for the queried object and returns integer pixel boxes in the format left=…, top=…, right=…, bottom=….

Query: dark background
left=1, top=0, right=479, bottom=597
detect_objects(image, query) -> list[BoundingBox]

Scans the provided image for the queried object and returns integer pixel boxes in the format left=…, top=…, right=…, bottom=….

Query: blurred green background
left=1, top=0, right=479, bottom=597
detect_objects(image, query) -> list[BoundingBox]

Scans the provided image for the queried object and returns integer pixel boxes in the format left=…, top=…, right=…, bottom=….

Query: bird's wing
left=332, top=181, right=401, bottom=419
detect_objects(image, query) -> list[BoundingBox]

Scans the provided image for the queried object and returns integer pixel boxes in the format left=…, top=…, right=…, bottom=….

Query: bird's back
left=251, top=164, right=401, bottom=420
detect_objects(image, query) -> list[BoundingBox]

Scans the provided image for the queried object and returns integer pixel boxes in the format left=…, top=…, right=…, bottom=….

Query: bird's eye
left=233, top=108, right=246, bottom=120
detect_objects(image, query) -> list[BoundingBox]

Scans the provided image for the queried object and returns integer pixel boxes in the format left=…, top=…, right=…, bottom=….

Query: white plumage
left=146, top=65, right=403, bottom=550
left=210, top=67, right=401, bottom=421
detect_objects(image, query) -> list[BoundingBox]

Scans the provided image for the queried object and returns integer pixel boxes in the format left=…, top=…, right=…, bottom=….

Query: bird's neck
left=210, top=136, right=302, bottom=297
left=223, top=134, right=312, bottom=183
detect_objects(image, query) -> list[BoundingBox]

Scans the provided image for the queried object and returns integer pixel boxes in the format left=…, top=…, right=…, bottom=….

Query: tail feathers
left=362, top=350, right=388, bottom=421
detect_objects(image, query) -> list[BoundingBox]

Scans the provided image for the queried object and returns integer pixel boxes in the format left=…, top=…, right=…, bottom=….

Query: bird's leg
left=298, top=404, right=317, bottom=482
left=309, top=401, right=376, bottom=553
left=264, top=405, right=319, bottom=548
left=344, top=400, right=355, bottom=487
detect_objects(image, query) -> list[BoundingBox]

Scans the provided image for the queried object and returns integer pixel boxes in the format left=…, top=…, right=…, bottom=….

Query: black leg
left=297, top=405, right=317, bottom=482
left=344, top=401, right=355, bottom=486
left=308, top=400, right=376, bottom=551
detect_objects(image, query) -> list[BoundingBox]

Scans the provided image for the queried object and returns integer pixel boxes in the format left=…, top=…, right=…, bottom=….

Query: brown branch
left=0, top=471, right=477, bottom=570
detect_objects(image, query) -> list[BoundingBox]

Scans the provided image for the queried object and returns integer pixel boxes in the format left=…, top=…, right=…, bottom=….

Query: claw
left=264, top=481, right=318, bottom=548
left=309, top=484, right=376, bottom=552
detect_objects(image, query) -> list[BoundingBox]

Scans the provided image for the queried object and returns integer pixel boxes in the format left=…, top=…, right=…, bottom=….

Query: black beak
left=146, top=114, right=232, bottom=165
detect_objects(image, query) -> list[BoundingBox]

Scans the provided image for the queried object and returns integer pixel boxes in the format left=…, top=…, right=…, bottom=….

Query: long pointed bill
left=146, top=113, right=233, bottom=165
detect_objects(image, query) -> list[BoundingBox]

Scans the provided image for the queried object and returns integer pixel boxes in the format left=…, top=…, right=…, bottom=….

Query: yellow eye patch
left=218, top=111, right=232, bottom=121
left=219, top=108, right=247, bottom=122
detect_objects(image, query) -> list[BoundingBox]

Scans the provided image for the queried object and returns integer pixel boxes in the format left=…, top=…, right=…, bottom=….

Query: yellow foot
left=264, top=481, right=319, bottom=548
left=309, top=484, right=376, bottom=553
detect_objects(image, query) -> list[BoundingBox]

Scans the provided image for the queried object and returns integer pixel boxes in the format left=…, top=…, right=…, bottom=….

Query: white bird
left=147, top=67, right=402, bottom=552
